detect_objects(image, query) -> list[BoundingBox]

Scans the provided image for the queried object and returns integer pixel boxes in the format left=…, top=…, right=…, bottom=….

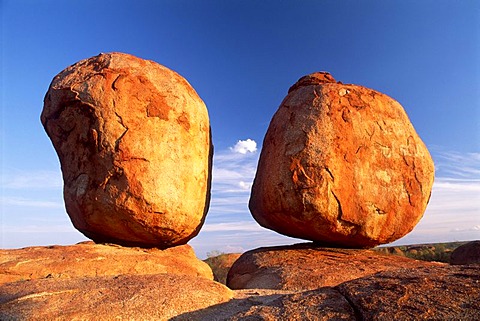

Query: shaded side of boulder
left=450, top=240, right=480, bottom=265
left=0, top=242, right=213, bottom=285
left=0, top=274, right=233, bottom=321
left=227, top=243, right=443, bottom=291
left=41, top=52, right=213, bottom=248
left=337, top=265, right=480, bottom=320
left=249, top=72, right=434, bottom=248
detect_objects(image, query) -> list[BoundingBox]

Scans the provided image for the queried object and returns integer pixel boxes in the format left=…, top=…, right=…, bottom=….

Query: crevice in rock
left=333, top=190, right=361, bottom=233
left=122, top=157, right=149, bottom=162
left=403, top=182, right=414, bottom=207
left=325, top=167, right=334, bottom=181
left=111, top=74, right=122, bottom=91
left=334, top=287, right=364, bottom=321
left=332, top=191, right=344, bottom=223
left=114, top=112, right=129, bottom=152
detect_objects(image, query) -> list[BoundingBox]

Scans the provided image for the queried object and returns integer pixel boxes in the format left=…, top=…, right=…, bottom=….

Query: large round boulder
left=41, top=52, right=212, bottom=248
left=249, top=72, right=434, bottom=248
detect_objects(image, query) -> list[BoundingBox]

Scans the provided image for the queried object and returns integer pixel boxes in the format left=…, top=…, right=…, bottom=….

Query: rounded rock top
left=288, top=72, right=338, bottom=93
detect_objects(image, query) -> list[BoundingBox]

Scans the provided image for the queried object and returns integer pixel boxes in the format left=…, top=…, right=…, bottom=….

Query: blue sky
left=1, top=0, right=479, bottom=258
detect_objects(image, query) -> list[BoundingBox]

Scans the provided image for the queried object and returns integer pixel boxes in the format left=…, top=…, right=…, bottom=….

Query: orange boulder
left=41, top=53, right=212, bottom=248
left=250, top=72, right=434, bottom=248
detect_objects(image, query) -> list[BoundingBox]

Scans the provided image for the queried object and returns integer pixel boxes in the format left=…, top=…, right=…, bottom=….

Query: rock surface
left=450, top=240, right=480, bottom=265
left=337, top=265, right=480, bottom=320
left=0, top=274, right=233, bottom=321
left=0, top=242, right=213, bottom=285
left=227, top=243, right=442, bottom=291
left=250, top=72, right=434, bottom=248
left=174, top=288, right=357, bottom=321
left=41, top=52, right=213, bottom=248
left=1, top=243, right=477, bottom=320
left=204, top=253, right=242, bottom=284
left=175, top=265, right=479, bottom=320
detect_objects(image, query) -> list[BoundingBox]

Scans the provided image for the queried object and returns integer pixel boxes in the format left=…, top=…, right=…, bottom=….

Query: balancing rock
left=249, top=72, right=434, bottom=248
left=41, top=52, right=212, bottom=248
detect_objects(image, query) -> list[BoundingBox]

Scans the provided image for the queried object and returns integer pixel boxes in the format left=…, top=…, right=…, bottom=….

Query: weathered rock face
left=41, top=52, right=213, bottom=248
left=450, top=240, right=480, bottom=265
left=176, top=288, right=358, bottom=321
left=1, top=244, right=477, bottom=320
left=226, top=243, right=442, bottom=291
left=0, top=274, right=233, bottom=320
left=337, top=265, right=480, bottom=320
left=0, top=242, right=213, bottom=285
left=175, top=265, right=480, bottom=321
left=250, top=72, right=434, bottom=248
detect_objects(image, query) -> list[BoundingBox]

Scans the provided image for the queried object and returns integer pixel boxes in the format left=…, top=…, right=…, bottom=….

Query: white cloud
left=238, top=181, right=251, bottom=190
left=230, top=139, right=257, bottom=154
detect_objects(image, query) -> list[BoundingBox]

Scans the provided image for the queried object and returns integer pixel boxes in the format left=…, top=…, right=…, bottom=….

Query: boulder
left=0, top=274, right=233, bottom=320
left=41, top=52, right=213, bottom=248
left=0, top=242, right=213, bottom=285
left=227, top=243, right=442, bottom=291
left=450, top=240, right=480, bottom=265
left=249, top=72, right=434, bottom=248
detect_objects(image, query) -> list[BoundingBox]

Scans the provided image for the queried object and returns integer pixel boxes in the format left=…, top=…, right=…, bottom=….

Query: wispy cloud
left=1, top=169, right=62, bottom=190
left=431, top=147, right=480, bottom=179
left=201, top=221, right=265, bottom=232
left=0, top=196, right=64, bottom=208
left=451, top=225, right=480, bottom=233
left=207, top=139, right=259, bottom=223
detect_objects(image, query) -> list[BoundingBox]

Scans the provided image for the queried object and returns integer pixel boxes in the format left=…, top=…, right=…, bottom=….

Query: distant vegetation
left=204, top=251, right=241, bottom=285
left=374, top=241, right=468, bottom=263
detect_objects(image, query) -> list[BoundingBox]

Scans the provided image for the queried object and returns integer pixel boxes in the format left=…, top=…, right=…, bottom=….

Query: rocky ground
left=1, top=241, right=478, bottom=320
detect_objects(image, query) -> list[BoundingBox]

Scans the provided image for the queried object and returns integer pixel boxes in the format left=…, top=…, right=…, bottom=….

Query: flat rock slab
left=173, top=288, right=357, bottom=321
left=227, top=243, right=443, bottom=291
left=0, top=274, right=233, bottom=320
left=175, top=265, right=479, bottom=320
left=1, top=260, right=477, bottom=320
left=0, top=242, right=213, bottom=285
left=337, top=265, right=480, bottom=320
